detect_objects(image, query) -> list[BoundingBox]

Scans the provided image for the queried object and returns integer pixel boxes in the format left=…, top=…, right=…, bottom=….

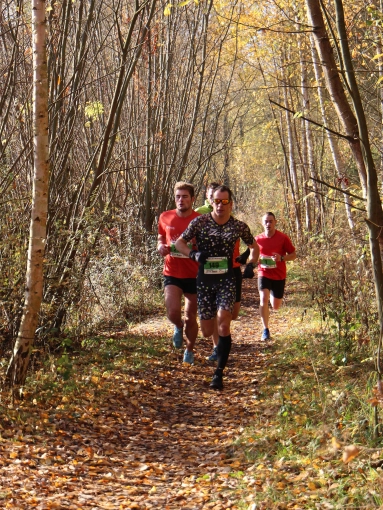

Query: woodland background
left=0, top=0, right=382, bottom=425
left=2, top=0, right=383, bottom=506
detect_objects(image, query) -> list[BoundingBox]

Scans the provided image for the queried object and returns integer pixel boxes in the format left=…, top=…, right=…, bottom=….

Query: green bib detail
left=203, top=257, right=228, bottom=274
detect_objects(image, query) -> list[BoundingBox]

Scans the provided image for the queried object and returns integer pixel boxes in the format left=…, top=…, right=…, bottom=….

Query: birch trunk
left=305, top=0, right=368, bottom=196
left=306, top=0, right=383, bottom=379
left=310, top=34, right=355, bottom=233
left=281, top=60, right=302, bottom=239
left=6, top=0, right=49, bottom=389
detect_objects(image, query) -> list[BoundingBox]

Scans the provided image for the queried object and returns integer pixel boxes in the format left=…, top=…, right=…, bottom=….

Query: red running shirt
left=256, top=230, right=295, bottom=280
left=158, top=209, right=200, bottom=278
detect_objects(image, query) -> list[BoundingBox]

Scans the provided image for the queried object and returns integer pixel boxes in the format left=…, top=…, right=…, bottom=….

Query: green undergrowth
left=0, top=332, right=168, bottom=414
left=233, top=303, right=383, bottom=509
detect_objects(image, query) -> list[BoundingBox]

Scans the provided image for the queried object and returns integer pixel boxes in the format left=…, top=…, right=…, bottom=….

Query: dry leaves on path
left=0, top=279, right=287, bottom=509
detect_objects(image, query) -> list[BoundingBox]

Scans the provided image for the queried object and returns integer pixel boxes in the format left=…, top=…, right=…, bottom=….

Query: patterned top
left=181, top=214, right=254, bottom=281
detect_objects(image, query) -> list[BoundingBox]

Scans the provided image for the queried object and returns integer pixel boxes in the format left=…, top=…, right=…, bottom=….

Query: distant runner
left=176, top=185, right=259, bottom=390
left=157, top=182, right=200, bottom=364
left=196, top=182, right=250, bottom=362
left=256, top=212, right=296, bottom=341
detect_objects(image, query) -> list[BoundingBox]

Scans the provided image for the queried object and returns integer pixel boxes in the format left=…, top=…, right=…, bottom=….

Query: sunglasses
left=212, top=198, right=231, bottom=205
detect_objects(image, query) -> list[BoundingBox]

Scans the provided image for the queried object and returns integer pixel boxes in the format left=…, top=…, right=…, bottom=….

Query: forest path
left=0, top=278, right=296, bottom=509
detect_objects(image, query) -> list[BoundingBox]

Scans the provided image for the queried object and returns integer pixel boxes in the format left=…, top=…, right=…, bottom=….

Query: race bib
left=170, top=242, right=192, bottom=258
left=203, top=257, right=228, bottom=274
left=259, top=255, right=276, bottom=269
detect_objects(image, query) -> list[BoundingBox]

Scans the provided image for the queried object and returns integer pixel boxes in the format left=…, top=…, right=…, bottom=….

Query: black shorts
left=258, top=276, right=285, bottom=299
left=163, top=276, right=197, bottom=294
left=234, top=266, right=242, bottom=303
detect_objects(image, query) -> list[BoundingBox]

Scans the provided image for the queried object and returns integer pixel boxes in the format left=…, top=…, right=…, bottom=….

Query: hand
left=189, top=250, right=209, bottom=264
left=158, top=244, right=170, bottom=256
left=243, top=263, right=255, bottom=279
left=235, top=248, right=250, bottom=265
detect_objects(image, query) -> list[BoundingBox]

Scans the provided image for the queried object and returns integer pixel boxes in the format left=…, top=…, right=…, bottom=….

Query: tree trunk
left=305, top=0, right=367, bottom=195
left=310, top=34, right=355, bottom=234
left=306, top=0, right=383, bottom=375
left=6, top=0, right=49, bottom=389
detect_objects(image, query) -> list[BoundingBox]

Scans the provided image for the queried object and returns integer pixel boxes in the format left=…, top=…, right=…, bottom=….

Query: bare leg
left=232, top=301, right=241, bottom=321
left=164, top=285, right=184, bottom=329
left=259, top=288, right=270, bottom=329
left=270, top=295, right=283, bottom=311
left=183, top=293, right=198, bottom=352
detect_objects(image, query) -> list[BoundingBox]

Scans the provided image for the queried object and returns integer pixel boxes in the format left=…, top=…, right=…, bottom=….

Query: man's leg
left=259, top=288, right=271, bottom=329
left=232, top=301, right=241, bottom=320
left=183, top=293, right=198, bottom=352
left=270, top=296, right=283, bottom=311
left=207, top=319, right=219, bottom=361
left=232, top=267, right=242, bottom=321
left=210, top=309, right=232, bottom=390
left=164, top=285, right=184, bottom=348
left=200, top=318, right=215, bottom=339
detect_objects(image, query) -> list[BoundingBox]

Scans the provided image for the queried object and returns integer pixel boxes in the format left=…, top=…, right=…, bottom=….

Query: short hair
left=174, top=181, right=195, bottom=198
left=263, top=212, right=276, bottom=219
left=207, top=181, right=220, bottom=191
left=213, top=185, right=232, bottom=202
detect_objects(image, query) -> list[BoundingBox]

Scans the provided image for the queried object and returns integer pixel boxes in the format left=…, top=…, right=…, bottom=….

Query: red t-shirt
left=233, top=239, right=241, bottom=268
left=256, top=230, right=295, bottom=280
left=158, top=209, right=200, bottom=278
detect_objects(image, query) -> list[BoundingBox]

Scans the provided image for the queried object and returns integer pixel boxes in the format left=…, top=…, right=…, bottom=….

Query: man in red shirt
left=157, top=182, right=200, bottom=364
left=256, top=212, right=296, bottom=341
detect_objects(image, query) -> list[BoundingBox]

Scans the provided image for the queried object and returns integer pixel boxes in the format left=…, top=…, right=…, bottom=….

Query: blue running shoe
left=172, top=326, right=183, bottom=348
left=183, top=349, right=194, bottom=365
left=261, top=328, right=270, bottom=341
left=208, top=346, right=218, bottom=362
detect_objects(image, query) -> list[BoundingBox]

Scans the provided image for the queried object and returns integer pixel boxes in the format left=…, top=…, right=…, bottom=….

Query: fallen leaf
left=342, top=445, right=360, bottom=463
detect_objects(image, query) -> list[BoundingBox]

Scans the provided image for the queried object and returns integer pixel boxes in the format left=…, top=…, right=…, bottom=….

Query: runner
left=157, top=182, right=200, bottom=364
left=256, top=212, right=296, bottom=341
left=196, top=182, right=248, bottom=362
left=175, top=185, right=259, bottom=390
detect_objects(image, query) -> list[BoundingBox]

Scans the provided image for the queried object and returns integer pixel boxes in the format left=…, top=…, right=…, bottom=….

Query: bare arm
left=175, top=236, right=191, bottom=257
left=157, top=233, right=170, bottom=257
left=272, top=250, right=297, bottom=263
left=284, top=250, right=297, bottom=262
left=247, top=240, right=259, bottom=265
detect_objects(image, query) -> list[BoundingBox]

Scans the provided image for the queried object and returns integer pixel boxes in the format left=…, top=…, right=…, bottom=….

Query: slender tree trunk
left=306, top=0, right=383, bottom=380
left=305, top=0, right=368, bottom=195
left=281, top=58, right=302, bottom=239
left=310, top=34, right=355, bottom=233
left=6, top=0, right=49, bottom=389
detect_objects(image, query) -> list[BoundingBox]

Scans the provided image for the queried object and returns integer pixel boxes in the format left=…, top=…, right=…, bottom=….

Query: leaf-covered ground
left=0, top=278, right=382, bottom=509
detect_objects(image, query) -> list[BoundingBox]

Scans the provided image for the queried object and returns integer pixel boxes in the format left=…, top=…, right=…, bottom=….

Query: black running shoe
left=210, top=374, right=223, bottom=390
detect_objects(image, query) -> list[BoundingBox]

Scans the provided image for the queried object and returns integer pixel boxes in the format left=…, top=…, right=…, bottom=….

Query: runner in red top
left=255, top=212, right=296, bottom=341
left=157, top=182, right=200, bottom=364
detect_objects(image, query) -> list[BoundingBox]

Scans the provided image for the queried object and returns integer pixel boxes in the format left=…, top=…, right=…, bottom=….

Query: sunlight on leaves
left=342, top=445, right=360, bottom=463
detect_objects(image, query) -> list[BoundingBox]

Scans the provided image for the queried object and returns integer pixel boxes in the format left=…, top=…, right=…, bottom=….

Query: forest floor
left=0, top=277, right=382, bottom=509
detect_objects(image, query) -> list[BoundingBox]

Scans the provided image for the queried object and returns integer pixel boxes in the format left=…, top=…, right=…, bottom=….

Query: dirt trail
left=0, top=279, right=291, bottom=509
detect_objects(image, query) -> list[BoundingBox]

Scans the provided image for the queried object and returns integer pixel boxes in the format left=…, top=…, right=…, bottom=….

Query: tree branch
left=269, top=99, right=354, bottom=141
left=309, top=177, right=366, bottom=201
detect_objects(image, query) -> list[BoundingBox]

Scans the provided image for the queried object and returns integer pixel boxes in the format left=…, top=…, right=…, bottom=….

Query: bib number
left=203, top=257, right=228, bottom=274
left=170, top=242, right=192, bottom=258
left=259, top=255, right=276, bottom=269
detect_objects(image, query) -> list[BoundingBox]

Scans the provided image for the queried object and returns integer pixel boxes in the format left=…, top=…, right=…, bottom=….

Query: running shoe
left=172, top=326, right=183, bottom=349
left=208, top=346, right=218, bottom=362
left=183, top=349, right=194, bottom=365
left=210, top=374, right=223, bottom=390
left=261, top=328, right=270, bottom=341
